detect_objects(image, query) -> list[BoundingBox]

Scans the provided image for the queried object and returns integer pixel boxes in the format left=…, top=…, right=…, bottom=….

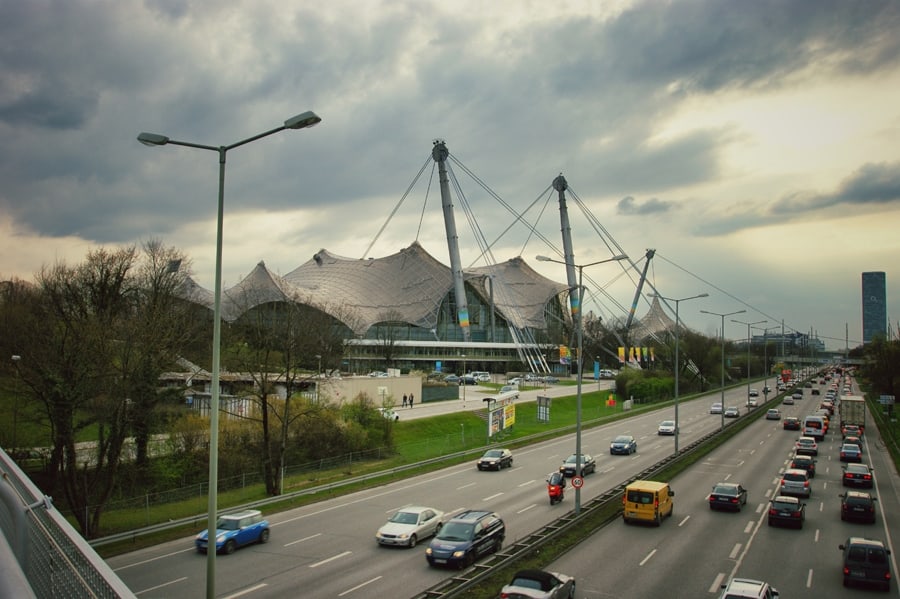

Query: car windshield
left=437, top=521, right=473, bottom=541
left=772, top=499, right=796, bottom=510
left=484, top=450, right=503, bottom=458
left=216, top=518, right=240, bottom=531
left=713, top=484, right=736, bottom=495
left=660, top=421, right=674, bottom=427
left=614, top=436, right=630, bottom=443
left=389, top=511, right=419, bottom=525
left=784, top=472, right=806, bottom=482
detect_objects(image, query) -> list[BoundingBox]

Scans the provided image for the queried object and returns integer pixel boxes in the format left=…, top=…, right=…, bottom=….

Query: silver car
left=499, top=568, right=576, bottom=599
left=375, top=506, right=444, bottom=547
left=780, top=468, right=811, bottom=498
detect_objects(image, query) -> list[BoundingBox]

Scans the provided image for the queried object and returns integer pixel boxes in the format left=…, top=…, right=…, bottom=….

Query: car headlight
left=425, top=547, right=432, bottom=555
left=397, top=533, right=409, bottom=539
left=452, top=550, right=466, bottom=558
left=216, top=533, right=226, bottom=541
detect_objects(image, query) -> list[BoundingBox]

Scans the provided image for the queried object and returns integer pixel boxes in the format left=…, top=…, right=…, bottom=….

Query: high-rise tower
left=862, top=271, right=887, bottom=343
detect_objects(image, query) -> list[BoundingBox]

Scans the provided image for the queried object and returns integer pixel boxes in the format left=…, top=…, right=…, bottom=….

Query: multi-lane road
left=106, top=378, right=899, bottom=598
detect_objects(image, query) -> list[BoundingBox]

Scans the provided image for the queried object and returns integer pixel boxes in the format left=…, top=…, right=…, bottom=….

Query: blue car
left=609, top=434, right=637, bottom=455
left=195, top=510, right=270, bottom=554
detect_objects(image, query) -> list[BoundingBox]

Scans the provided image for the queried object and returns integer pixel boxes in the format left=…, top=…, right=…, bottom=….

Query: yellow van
left=622, top=480, right=675, bottom=526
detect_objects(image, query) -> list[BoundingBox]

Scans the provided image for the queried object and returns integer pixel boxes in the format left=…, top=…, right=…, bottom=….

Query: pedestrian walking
left=409, top=392, right=414, bottom=407
left=402, top=394, right=408, bottom=408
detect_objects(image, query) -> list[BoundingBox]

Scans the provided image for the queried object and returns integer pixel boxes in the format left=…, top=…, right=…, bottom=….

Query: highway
left=105, top=377, right=899, bottom=598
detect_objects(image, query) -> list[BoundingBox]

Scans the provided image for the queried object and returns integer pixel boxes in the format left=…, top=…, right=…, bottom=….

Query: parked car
left=718, top=578, right=779, bottom=599
left=425, top=509, right=505, bottom=569
left=782, top=416, right=801, bottom=431
left=195, top=510, right=270, bottom=554
left=842, top=463, right=874, bottom=488
left=477, top=448, right=513, bottom=471
left=378, top=407, right=400, bottom=421
left=840, top=443, right=863, bottom=463
left=794, top=436, right=818, bottom=456
left=443, top=374, right=460, bottom=384
left=790, top=455, right=816, bottom=478
left=840, top=491, right=877, bottom=524
left=560, top=454, right=596, bottom=476
left=768, top=495, right=805, bottom=529
left=780, top=468, right=811, bottom=498
left=724, top=406, right=740, bottom=418
left=542, top=375, right=559, bottom=384
left=459, top=375, right=477, bottom=385
left=657, top=420, right=677, bottom=435
left=376, top=506, right=444, bottom=547
left=498, top=569, right=576, bottom=599
left=708, top=482, right=748, bottom=512
left=609, top=435, right=637, bottom=455
left=839, top=536, right=892, bottom=591
left=710, top=403, right=723, bottom=414
left=765, top=409, right=781, bottom=420
left=499, top=385, right=519, bottom=398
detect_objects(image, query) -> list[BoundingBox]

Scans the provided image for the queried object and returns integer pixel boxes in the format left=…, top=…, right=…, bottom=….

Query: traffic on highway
left=105, top=371, right=897, bottom=598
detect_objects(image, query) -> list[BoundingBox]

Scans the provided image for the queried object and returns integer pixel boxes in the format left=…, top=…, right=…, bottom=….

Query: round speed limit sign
left=572, top=476, right=584, bottom=489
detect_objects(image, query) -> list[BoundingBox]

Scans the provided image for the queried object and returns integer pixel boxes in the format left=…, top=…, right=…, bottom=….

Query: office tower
left=862, top=271, right=887, bottom=343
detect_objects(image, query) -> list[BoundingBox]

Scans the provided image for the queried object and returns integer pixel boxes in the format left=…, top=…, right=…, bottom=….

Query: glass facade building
left=862, top=271, right=887, bottom=343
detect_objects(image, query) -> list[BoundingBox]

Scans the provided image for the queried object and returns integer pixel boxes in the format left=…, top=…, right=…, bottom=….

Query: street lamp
left=733, top=318, right=767, bottom=413
left=537, top=253, right=628, bottom=515
left=754, top=325, right=778, bottom=402
left=461, top=354, right=467, bottom=406
left=700, top=309, right=745, bottom=429
left=11, top=354, right=21, bottom=450
left=650, top=293, right=708, bottom=453
left=137, top=110, right=321, bottom=599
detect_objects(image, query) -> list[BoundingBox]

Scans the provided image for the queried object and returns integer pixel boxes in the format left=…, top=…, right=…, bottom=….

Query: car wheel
left=408, top=534, right=417, bottom=548
left=259, top=529, right=270, bottom=544
left=224, top=540, right=236, bottom=555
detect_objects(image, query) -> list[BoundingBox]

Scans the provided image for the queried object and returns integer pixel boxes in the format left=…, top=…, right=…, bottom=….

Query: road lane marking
left=639, top=548, right=656, bottom=566
left=518, top=480, right=536, bottom=487
left=744, top=521, right=754, bottom=534
left=729, top=544, right=741, bottom=559
left=338, top=576, right=382, bottom=596
left=457, top=482, right=476, bottom=490
left=285, top=532, right=322, bottom=547
left=309, top=550, right=352, bottom=568
left=482, top=492, right=504, bottom=501
left=113, top=548, right=194, bottom=571
left=135, top=577, right=188, bottom=595
left=806, top=569, right=813, bottom=588
left=222, top=583, right=267, bottom=598
left=708, top=573, right=726, bottom=594
left=517, top=504, right=537, bottom=514
left=677, top=515, right=690, bottom=526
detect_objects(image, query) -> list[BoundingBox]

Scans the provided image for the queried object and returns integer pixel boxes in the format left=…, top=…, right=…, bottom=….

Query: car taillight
left=864, top=474, right=871, bottom=480
left=792, top=511, right=801, bottom=518
left=780, top=479, right=785, bottom=486
left=803, top=481, right=809, bottom=488
left=768, top=508, right=777, bottom=516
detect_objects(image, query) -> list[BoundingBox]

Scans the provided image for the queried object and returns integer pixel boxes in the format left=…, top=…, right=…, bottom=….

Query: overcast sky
left=2, top=0, right=899, bottom=351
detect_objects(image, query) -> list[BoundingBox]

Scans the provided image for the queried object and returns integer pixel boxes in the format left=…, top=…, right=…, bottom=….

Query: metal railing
left=0, top=449, right=136, bottom=599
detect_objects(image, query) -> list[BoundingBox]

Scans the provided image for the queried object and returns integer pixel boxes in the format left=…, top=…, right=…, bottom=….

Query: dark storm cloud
left=771, top=162, right=900, bottom=213
left=0, top=0, right=899, bottom=250
left=617, top=196, right=672, bottom=216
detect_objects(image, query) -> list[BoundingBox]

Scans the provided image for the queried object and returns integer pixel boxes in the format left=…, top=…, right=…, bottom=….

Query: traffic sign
left=572, top=476, right=584, bottom=488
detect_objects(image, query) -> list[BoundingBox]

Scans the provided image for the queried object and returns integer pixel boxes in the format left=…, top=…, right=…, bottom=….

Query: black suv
left=839, top=536, right=892, bottom=590
left=425, top=510, right=505, bottom=568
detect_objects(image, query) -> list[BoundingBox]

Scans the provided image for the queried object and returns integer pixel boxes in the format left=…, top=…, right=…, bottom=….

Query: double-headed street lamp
left=137, top=110, right=321, bottom=599
left=754, top=325, right=778, bottom=402
left=650, top=293, right=708, bottom=453
left=733, top=318, right=767, bottom=406
left=536, top=253, right=628, bottom=515
left=700, top=309, right=745, bottom=429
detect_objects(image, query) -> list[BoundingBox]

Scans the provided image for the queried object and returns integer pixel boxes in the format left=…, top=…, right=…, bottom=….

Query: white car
left=657, top=420, right=677, bottom=435
left=378, top=408, right=399, bottom=421
left=710, top=403, right=723, bottom=414
left=375, top=506, right=444, bottom=547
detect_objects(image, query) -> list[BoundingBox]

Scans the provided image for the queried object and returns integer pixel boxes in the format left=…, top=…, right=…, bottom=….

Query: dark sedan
left=790, top=455, right=817, bottom=478
left=782, top=416, right=801, bottom=431
left=768, top=496, right=805, bottom=529
left=708, top=482, right=748, bottom=512
left=842, top=463, right=874, bottom=488
left=560, top=454, right=596, bottom=476
left=609, top=435, right=637, bottom=455
left=840, top=491, right=877, bottom=523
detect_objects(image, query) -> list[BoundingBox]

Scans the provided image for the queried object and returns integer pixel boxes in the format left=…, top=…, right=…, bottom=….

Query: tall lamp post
left=651, top=293, right=708, bottom=453
left=11, top=354, right=21, bottom=450
left=137, top=110, right=321, bottom=599
left=537, top=253, right=628, bottom=514
left=753, top=325, right=778, bottom=402
left=700, top=309, right=745, bottom=429
left=461, top=354, right=467, bottom=406
left=733, top=318, right=767, bottom=411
